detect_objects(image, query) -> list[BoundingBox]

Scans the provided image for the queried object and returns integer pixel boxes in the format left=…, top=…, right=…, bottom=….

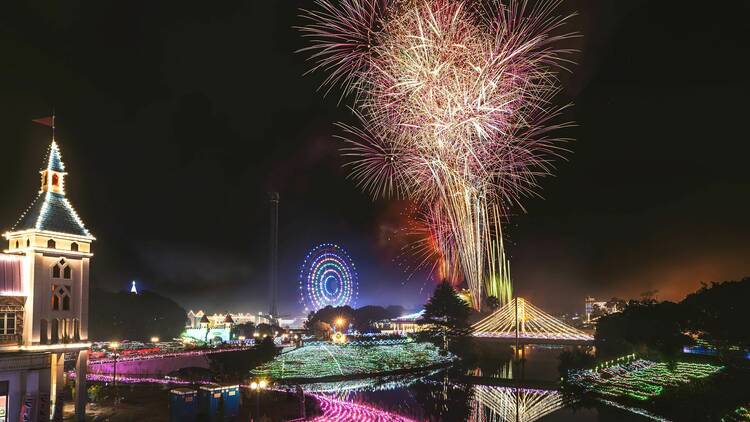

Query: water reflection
left=291, top=345, right=642, bottom=421
left=471, top=386, right=566, bottom=422
left=310, top=394, right=418, bottom=422
left=294, top=370, right=568, bottom=421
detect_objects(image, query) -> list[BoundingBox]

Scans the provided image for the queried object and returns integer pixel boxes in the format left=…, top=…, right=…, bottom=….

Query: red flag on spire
left=32, top=116, right=54, bottom=127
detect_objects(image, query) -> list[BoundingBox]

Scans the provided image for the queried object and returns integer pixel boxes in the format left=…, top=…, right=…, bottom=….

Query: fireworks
left=299, top=243, right=359, bottom=311
left=300, top=0, right=576, bottom=309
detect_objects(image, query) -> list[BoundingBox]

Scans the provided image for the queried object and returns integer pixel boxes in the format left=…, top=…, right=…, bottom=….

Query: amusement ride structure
left=299, top=243, right=359, bottom=311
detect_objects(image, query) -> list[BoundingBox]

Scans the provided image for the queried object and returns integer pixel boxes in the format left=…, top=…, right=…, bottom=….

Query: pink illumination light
left=310, top=394, right=415, bottom=422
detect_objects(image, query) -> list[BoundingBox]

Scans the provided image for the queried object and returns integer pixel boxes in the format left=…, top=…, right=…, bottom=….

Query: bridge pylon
left=472, top=297, right=593, bottom=341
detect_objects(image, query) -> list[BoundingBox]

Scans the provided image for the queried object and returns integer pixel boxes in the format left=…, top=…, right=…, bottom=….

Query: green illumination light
left=253, top=340, right=454, bottom=380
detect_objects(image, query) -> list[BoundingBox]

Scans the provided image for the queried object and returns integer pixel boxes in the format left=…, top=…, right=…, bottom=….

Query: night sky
left=1, top=1, right=748, bottom=315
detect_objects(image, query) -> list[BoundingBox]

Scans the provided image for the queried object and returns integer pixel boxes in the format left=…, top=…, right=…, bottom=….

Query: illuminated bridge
left=472, top=298, right=593, bottom=343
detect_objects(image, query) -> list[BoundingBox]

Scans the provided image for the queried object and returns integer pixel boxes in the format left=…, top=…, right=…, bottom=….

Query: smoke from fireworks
left=299, top=0, right=576, bottom=309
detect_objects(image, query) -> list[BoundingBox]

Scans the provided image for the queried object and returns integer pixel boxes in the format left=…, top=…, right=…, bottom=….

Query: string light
left=8, top=140, right=94, bottom=240
left=299, top=243, right=358, bottom=311
left=567, top=359, right=723, bottom=401
left=473, top=298, right=593, bottom=341
left=276, top=370, right=441, bottom=395
left=252, top=340, right=453, bottom=380
left=310, top=394, right=416, bottom=422
left=89, top=345, right=254, bottom=366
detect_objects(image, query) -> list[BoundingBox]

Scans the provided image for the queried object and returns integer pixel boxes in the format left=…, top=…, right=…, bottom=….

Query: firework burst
left=299, top=0, right=576, bottom=309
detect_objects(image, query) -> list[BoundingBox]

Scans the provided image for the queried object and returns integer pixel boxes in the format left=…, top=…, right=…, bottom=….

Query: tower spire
left=269, top=192, right=279, bottom=319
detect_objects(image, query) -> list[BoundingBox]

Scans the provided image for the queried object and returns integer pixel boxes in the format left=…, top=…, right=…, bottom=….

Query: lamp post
left=249, top=379, right=267, bottom=420
left=109, top=341, right=119, bottom=406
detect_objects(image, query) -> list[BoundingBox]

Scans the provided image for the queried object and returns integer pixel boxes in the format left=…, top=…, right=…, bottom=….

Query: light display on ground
left=472, top=297, right=593, bottom=341
left=299, top=243, right=358, bottom=311
left=567, top=359, right=723, bottom=402
left=470, top=386, right=566, bottom=422
left=278, top=370, right=440, bottom=395
left=89, top=345, right=253, bottom=365
left=722, top=403, right=750, bottom=422
left=595, top=398, right=669, bottom=422
left=311, top=394, right=416, bottom=422
left=252, top=340, right=453, bottom=380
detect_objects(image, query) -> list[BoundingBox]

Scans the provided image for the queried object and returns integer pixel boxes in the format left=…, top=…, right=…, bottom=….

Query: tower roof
left=9, top=141, right=92, bottom=238
left=44, top=141, right=66, bottom=173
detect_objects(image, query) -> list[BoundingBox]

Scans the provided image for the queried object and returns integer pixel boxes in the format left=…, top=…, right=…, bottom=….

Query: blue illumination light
left=299, top=243, right=358, bottom=311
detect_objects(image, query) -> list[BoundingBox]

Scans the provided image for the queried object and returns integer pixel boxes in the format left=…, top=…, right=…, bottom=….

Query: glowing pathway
left=473, top=297, right=593, bottom=341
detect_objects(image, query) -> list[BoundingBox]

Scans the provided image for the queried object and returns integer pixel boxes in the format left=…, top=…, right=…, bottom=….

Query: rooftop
left=8, top=141, right=92, bottom=238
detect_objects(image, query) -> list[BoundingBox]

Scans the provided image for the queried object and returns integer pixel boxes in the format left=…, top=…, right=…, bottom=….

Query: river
left=294, top=344, right=651, bottom=421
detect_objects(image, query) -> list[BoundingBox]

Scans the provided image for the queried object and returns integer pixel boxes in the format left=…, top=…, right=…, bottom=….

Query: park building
left=186, top=310, right=268, bottom=329
left=375, top=310, right=426, bottom=335
left=184, top=311, right=273, bottom=343
left=584, top=296, right=623, bottom=323
left=0, top=140, right=91, bottom=421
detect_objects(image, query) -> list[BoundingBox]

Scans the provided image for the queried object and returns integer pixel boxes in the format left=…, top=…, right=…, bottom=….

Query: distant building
left=184, top=310, right=272, bottom=343
left=186, top=310, right=269, bottom=329
left=375, top=310, right=425, bottom=334
left=584, top=296, right=623, bottom=322
left=277, top=315, right=307, bottom=330
left=0, top=140, right=91, bottom=420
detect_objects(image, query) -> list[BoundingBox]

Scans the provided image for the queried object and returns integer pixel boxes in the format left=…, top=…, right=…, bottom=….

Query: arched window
left=26, top=239, right=30, bottom=247
left=47, top=239, right=56, bottom=249
left=73, top=319, right=80, bottom=342
left=39, top=319, right=48, bottom=344
left=70, top=242, right=78, bottom=252
left=14, top=241, right=19, bottom=248
left=62, top=319, right=70, bottom=342
left=52, top=174, right=59, bottom=186
left=51, top=319, right=59, bottom=344
left=51, top=285, right=71, bottom=312
left=52, top=259, right=70, bottom=279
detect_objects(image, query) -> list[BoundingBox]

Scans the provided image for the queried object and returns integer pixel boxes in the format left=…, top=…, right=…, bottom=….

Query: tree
left=681, top=278, right=750, bottom=351
left=89, top=288, right=186, bottom=341
left=605, top=297, right=627, bottom=313
left=590, top=303, right=607, bottom=320
left=640, top=289, right=659, bottom=304
left=255, top=323, right=273, bottom=338
left=421, top=281, right=471, bottom=351
left=231, top=322, right=255, bottom=339
left=484, top=296, right=500, bottom=312
left=595, top=301, right=690, bottom=358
